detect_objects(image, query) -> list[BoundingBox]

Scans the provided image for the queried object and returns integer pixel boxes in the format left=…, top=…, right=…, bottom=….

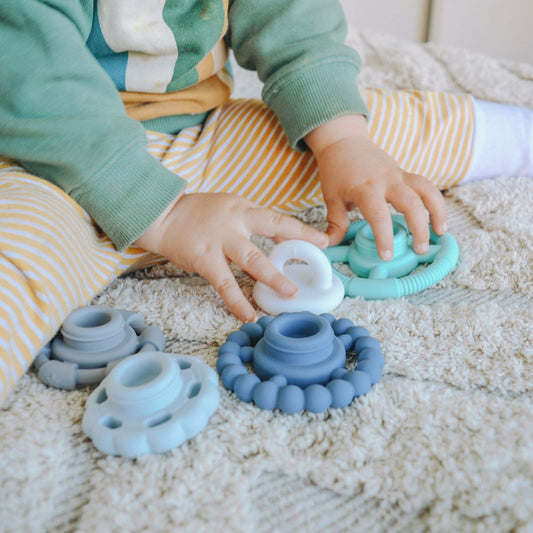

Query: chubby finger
left=357, top=193, right=394, bottom=260
left=224, top=235, right=299, bottom=298
left=405, top=173, right=448, bottom=235
left=200, top=256, right=257, bottom=323
left=324, top=198, right=351, bottom=246
left=247, top=207, right=328, bottom=249
left=387, top=183, right=430, bottom=255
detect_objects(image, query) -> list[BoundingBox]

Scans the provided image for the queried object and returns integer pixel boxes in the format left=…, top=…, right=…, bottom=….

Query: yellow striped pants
left=0, top=89, right=474, bottom=403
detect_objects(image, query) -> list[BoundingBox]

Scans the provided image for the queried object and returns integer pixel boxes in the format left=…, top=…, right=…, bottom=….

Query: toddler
left=0, top=0, right=532, bottom=405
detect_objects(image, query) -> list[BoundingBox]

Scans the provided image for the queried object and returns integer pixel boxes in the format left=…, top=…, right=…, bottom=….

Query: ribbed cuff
left=76, top=142, right=187, bottom=251
left=263, top=59, right=369, bottom=151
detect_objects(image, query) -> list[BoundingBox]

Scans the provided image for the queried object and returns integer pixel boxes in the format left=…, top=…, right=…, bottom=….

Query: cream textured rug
left=1, top=30, right=532, bottom=533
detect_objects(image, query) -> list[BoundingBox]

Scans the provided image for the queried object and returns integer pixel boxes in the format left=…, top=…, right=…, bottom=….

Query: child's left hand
left=305, top=115, right=448, bottom=261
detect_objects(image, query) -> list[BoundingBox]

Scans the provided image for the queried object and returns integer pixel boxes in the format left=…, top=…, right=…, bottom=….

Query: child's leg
left=361, top=88, right=475, bottom=189
left=155, top=99, right=322, bottom=213
left=361, top=88, right=533, bottom=187
left=0, top=161, right=150, bottom=404
left=154, top=93, right=470, bottom=214
left=467, top=98, right=533, bottom=182
left=166, top=93, right=531, bottom=214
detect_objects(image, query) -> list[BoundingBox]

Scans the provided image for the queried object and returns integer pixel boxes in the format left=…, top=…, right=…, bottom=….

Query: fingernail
left=440, top=222, right=448, bottom=234
left=382, top=250, right=393, bottom=261
left=282, top=281, right=299, bottom=298
left=243, top=311, right=257, bottom=323
left=317, top=234, right=329, bottom=249
left=416, top=243, right=429, bottom=255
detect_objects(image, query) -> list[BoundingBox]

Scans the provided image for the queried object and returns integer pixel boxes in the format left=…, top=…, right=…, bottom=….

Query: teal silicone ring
left=324, top=214, right=459, bottom=299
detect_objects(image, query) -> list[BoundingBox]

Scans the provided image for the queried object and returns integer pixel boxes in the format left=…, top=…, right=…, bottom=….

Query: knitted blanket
left=1, top=29, right=532, bottom=533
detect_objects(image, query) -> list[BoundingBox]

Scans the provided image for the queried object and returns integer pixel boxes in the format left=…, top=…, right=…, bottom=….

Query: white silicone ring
left=253, top=240, right=344, bottom=315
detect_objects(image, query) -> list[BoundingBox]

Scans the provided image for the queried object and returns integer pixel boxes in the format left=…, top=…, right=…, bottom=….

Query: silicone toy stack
left=83, top=351, right=220, bottom=458
left=34, top=305, right=166, bottom=389
left=324, top=214, right=459, bottom=299
left=217, top=311, right=384, bottom=414
left=253, top=240, right=344, bottom=315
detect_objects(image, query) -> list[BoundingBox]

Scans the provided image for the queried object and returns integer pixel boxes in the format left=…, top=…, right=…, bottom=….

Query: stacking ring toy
left=34, top=305, right=165, bottom=389
left=324, top=214, right=459, bottom=299
left=253, top=240, right=344, bottom=315
left=83, top=351, right=220, bottom=458
left=217, top=311, right=384, bottom=414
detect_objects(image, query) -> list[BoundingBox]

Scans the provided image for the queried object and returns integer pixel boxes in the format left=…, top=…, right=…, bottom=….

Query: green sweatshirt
left=0, top=0, right=367, bottom=251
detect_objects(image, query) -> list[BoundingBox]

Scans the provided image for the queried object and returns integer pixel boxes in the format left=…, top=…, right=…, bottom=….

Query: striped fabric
left=92, top=0, right=179, bottom=93
left=152, top=98, right=322, bottom=212
left=0, top=163, right=149, bottom=401
left=151, top=91, right=474, bottom=208
left=88, top=0, right=232, bottom=121
left=362, top=89, right=474, bottom=189
left=0, top=89, right=474, bottom=403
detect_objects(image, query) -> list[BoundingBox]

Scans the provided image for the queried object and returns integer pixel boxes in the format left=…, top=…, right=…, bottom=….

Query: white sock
left=464, top=98, right=533, bottom=183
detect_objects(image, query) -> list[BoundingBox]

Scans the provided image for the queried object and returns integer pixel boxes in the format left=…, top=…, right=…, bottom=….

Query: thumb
left=325, top=199, right=350, bottom=246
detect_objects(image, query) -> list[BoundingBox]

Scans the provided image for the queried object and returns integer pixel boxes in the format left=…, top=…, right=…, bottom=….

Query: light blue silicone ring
left=324, top=214, right=459, bottom=299
left=82, top=351, right=220, bottom=458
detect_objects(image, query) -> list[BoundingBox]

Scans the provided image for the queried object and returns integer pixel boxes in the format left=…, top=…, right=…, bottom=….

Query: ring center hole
left=119, top=359, right=163, bottom=388
left=73, top=311, right=112, bottom=329
left=279, top=319, right=320, bottom=339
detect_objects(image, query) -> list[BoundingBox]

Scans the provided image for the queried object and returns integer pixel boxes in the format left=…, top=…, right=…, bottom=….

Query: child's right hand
left=305, top=114, right=448, bottom=259
left=135, top=192, right=329, bottom=322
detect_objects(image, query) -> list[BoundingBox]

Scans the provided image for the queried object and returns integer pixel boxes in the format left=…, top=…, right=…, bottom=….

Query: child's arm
left=228, top=0, right=368, bottom=151
left=0, top=0, right=185, bottom=251
left=305, top=115, right=448, bottom=259
left=228, top=0, right=447, bottom=259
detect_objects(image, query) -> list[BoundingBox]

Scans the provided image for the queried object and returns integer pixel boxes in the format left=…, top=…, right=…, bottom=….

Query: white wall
left=429, top=0, right=533, bottom=64
left=338, top=0, right=430, bottom=43
left=338, top=0, right=533, bottom=64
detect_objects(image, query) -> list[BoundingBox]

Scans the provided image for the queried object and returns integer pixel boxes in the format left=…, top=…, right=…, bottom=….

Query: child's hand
left=135, top=192, right=329, bottom=322
left=305, top=115, right=448, bottom=260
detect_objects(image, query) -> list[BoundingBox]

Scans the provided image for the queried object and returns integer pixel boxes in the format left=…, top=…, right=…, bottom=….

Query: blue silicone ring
left=217, top=312, right=384, bottom=414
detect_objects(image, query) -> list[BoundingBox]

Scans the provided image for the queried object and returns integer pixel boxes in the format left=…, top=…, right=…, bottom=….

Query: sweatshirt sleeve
left=0, top=0, right=186, bottom=251
left=226, top=0, right=368, bottom=151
